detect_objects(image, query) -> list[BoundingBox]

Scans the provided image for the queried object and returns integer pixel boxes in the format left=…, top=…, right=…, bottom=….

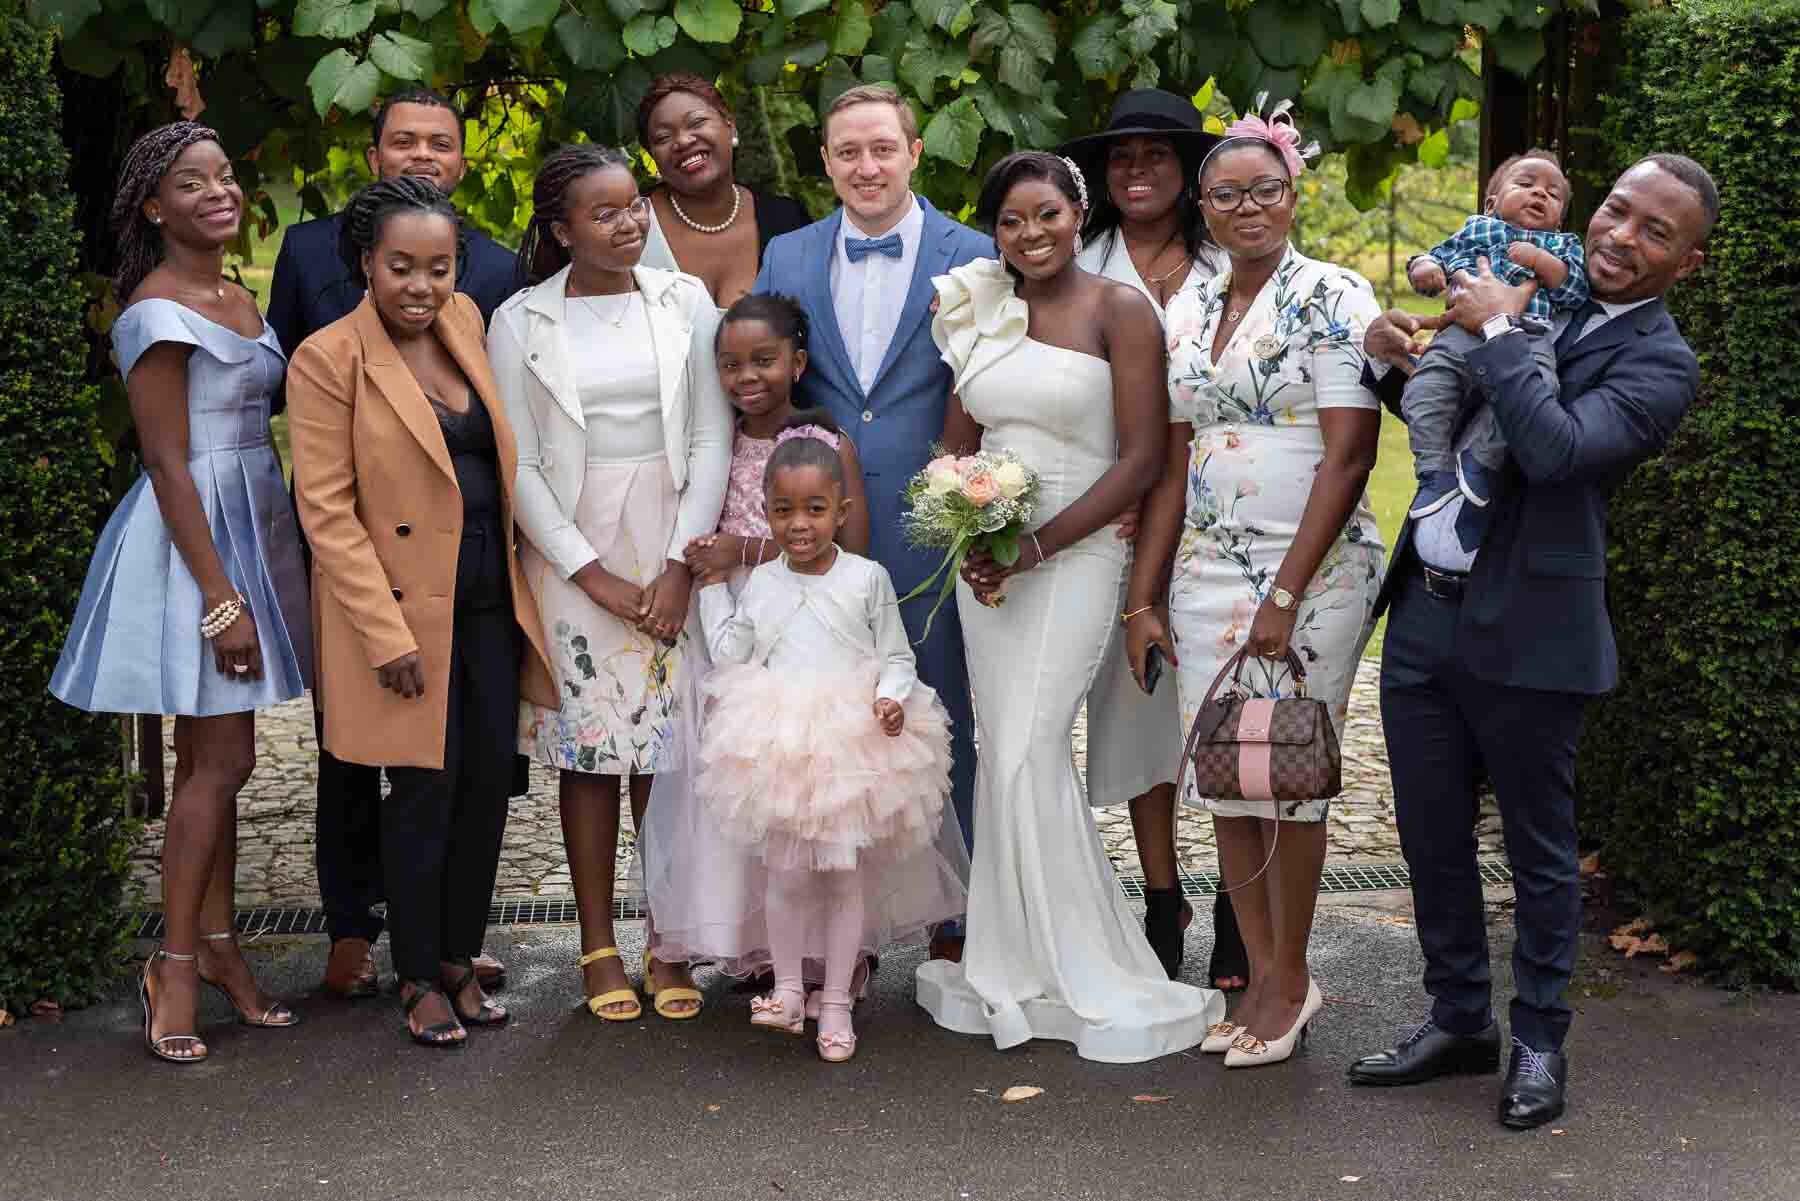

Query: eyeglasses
left=1204, top=179, right=1289, bottom=212
left=593, top=196, right=651, bottom=229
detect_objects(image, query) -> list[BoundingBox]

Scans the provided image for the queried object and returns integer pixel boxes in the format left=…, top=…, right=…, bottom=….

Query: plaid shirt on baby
left=1421, top=214, right=1589, bottom=322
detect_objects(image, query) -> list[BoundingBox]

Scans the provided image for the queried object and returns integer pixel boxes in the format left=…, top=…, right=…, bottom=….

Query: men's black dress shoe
left=1347, top=1019, right=1501, bottom=1085
left=1499, top=1039, right=1567, bottom=1130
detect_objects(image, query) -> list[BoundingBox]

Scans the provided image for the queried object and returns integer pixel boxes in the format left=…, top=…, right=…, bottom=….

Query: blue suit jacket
left=752, top=198, right=993, bottom=597
left=1375, top=300, right=1697, bottom=695
left=267, top=212, right=523, bottom=414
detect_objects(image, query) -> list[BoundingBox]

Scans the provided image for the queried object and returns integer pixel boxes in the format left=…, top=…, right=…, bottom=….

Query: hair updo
left=109, top=121, right=223, bottom=303
left=717, top=292, right=809, bottom=352
left=763, top=430, right=847, bottom=493
left=516, top=143, right=636, bottom=285
left=336, top=175, right=463, bottom=286
left=974, top=151, right=1087, bottom=231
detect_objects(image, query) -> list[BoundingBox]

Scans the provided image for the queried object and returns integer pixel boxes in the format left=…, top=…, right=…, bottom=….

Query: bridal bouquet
left=898, top=446, right=1041, bottom=638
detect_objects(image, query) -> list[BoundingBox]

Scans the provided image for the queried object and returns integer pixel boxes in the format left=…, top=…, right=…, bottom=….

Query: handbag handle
left=1176, top=646, right=1310, bottom=805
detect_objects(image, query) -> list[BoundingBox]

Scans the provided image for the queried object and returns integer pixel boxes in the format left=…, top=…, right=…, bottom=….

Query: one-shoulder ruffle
left=930, top=257, right=1027, bottom=394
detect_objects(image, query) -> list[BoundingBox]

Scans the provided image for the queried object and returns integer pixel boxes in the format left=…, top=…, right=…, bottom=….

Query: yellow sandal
left=643, top=949, right=703, bottom=1021
left=577, top=948, right=641, bottom=1022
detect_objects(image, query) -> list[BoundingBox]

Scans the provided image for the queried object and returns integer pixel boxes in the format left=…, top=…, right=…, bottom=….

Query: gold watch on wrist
left=1270, top=586, right=1298, bottom=612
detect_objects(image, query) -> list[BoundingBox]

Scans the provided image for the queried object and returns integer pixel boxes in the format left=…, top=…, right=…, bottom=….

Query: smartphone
left=1141, top=645, right=1165, bottom=695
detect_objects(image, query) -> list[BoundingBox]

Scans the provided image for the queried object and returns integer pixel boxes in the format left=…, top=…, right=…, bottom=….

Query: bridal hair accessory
left=1060, top=156, right=1090, bottom=210
left=1202, top=92, right=1321, bottom=180
left=775, top=424, right=833, bottom=446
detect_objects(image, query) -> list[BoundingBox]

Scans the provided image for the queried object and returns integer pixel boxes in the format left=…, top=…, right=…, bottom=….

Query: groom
left=1348, top=154, right=1716, bottom=1128
left=754, top=84, right=991, bottom=956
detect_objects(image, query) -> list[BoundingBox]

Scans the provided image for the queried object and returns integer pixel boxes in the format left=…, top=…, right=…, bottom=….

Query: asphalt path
left=5, top=898, right=1797, bottom=1201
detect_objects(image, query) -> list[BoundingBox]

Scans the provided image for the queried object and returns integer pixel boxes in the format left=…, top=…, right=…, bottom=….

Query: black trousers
left=314, top=734, right=386, bottom=944
left=382, top=606, right=520, bottom=983
left=1380, top=565, right=1587, bottom=1052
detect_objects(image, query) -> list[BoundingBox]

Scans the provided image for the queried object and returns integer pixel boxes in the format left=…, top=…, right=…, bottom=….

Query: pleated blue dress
left=50, top=298, right=312, bottom=716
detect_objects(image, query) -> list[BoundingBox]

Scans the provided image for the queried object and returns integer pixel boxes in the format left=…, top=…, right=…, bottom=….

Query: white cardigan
left=488, top=263, right=732, bottom=579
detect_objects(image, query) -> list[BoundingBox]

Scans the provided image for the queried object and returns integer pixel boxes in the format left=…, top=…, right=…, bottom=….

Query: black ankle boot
left=1143, top=887, right=1185, bottom=979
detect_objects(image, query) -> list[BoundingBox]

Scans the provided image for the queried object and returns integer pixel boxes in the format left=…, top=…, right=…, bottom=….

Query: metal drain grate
left=129, top=860, right=1512, bottom=939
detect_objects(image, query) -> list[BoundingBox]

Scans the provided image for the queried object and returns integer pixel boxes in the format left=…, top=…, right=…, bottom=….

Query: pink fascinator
left=1209, top=92, right=1321, bottom=180
left=775, top=423, right=833, bottom=446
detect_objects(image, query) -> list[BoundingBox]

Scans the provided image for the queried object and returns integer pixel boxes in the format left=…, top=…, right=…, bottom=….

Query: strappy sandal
left=140, top=949, right=208, bottom=1064
left=199, top=930, right=299, bottom=1028
left=643, top=949, right=703, bottom=1021
left=1208, top=891, right=1251, bottom=993
left=1144, top=888, right=1188, bottom=979
left=577, top=947, right=641, bottom=1021
left=441, top=958, right=509, bottom=1027
left=401, top=980, right=466, bottom=1048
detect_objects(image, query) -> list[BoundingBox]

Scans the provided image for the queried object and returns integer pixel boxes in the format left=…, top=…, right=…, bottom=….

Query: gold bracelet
left=1120, top=604, right=1154, bottom=625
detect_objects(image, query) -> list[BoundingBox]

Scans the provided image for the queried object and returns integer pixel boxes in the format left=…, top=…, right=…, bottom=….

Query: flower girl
left=690, top=431, right=967, bottom=1062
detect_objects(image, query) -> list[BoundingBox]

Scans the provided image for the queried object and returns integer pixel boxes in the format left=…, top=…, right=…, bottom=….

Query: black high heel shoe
left=442, top=958, right=510, bottom=1027
left=1207, top=891, right=1251, bottom=993
left=1144, top=887, right=1187, bottom=979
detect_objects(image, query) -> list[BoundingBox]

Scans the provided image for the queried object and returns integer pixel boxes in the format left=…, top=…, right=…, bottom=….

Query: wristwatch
left=1270, top=586, right=1298, bottom=612
left=1481, top=313, right=1516, bottom=342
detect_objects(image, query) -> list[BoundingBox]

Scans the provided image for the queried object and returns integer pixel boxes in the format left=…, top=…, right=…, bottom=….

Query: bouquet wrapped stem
left=897, top=446, right=1040, bottom=642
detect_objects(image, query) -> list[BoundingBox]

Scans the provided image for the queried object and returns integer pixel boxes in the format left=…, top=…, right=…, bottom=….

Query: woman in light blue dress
left=51, top=123, right=311, bottom=1064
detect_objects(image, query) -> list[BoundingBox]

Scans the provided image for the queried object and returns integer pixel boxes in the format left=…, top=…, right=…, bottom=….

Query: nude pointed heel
left=1225, top=978, right=1322, bottom=1068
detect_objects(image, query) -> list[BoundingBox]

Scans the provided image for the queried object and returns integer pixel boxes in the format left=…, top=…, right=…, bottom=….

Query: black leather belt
left=1419, top=562, right=1468, bottom=601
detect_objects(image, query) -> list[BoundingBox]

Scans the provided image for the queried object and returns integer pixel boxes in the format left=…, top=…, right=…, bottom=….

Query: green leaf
left=144, top=0, right=212, bottom=37
left=398, top=0, right=446, bottom=18
left=921, top=93, right=984, bottom=167
left=1395, top=12, right=1460, bottom=57
left=307, top=48, right=380, bottom=117
left=673, top=0, right=740, bottom=43
left=467, top=0, right=499, bottom=33
left=555, top=9, right=627, bottom=73
left=817, top=54, right=857, bottom=112
left=1334, top=0, right=1364, bottom=35
left=1487, top=23, right=1546, bottom=77
left=912, top=0, right=971, bottom=36
left=564, top=61, right=653, bottom=145
left=869, top=1, right=917, bottom=59
left=1119, top=0, right=1176, bottom=58
left=746, top=43, right=790, bottom=85
left=293, top=0, right=374, bottom=38
left=1345, top=73, right=1400, bottom=131
left=965, top=81, right=1015, bottom=138
left=369, top=29, right=433, bottom=79
left=1071, top=13, right=1126, bottom=79
left=1010, top=90, right=1066, bottom=148
left=491, top=0, right=557, bottom=32
left=1245, top=0, right=1329, bottom=71
left=780, top=0, right=830, bottom=15
left=995, top=5, right=1055, bottom=92
left=58, top=25, right=126, bottom=75
left=860, top=52, right=895, bottom=82
left=831, top=0, right=872, bottom=55
left=1417, top=126, right=1451, bottom=168
left=623, top=12, right=677, bottom=52
left=1359, top=0, right=1401, bottom=30
left=897, top=31, right=968, bottom=106
left=605, top=0, right=651, bottom=19
left=190, top=0, right=254, bottom=56
left=26, top=0, right=101, bottom=37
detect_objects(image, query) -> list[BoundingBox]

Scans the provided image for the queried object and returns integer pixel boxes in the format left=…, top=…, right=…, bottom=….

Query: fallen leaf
left=1661, top=950, right=1698, bottom=974
left=0, top=1008, right=12, bottom=1028
left=30, top=999, right=61, bottom=1022
left=1000, top=1085, right=1044, bottom=1103
left=165, top=46, right=205, bottom=120
left=1340, top=1175, right=1362, bottom=1183
left=1578, top=852, right=1601, bottom=876
left=1131, top=1094, right=1172, bottom=1103
left=819, top=1119, right=868, bottom=1135
left=1391, top=113, right=1425, bottom=145
left=1613, top=915, right=1654, bottom=938
left=1625, top=933, right=1669, bottom=959
left=704, top=1104, right=721, bottom=1114
left=1552, top=1128, right=1566, bottom=1136
left=972, top=1087, right=989, bottom=1093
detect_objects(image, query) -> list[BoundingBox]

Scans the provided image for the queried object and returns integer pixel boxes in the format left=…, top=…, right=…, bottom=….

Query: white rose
left=993, top=460, right=1029, bottom=500
left=925, top=463, right=959, bottom=497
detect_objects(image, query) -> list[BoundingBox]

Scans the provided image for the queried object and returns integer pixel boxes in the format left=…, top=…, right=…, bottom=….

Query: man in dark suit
left=1345, top=155, right=1717, bottom=1129
left=268, top=88, right=523, bottom=998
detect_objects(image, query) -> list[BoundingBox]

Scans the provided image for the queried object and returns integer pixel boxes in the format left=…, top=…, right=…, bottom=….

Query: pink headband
left=1204, top=93, right=1320, bottom=181
left=775, top=424, right=833, bottom=446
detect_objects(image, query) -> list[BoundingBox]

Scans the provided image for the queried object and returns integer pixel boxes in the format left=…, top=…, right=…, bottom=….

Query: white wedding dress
left=914, top=260, right=1223, bottom=1062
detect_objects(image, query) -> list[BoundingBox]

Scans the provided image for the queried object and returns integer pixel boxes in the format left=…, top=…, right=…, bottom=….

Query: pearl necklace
left=668, top=184, right=743, bottom=235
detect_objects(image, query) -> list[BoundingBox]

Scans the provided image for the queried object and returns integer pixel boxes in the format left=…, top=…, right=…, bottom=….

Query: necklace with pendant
left=578, top=291, right=636, bottom=328
left=669, top=184, right=743, bottom=234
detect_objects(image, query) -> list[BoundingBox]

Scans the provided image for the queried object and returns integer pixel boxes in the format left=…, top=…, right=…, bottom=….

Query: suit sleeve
left=666, top=294, right=733, bottom=560
left=1468, top=331, right=1696, bottom=484
left=265, top=231, right=305, bottom=416
left=487, top=304, right=602, bottom=579
left=1359, top=359, right=1408, bottom=420
left=286, top=340, right=416, bottom=669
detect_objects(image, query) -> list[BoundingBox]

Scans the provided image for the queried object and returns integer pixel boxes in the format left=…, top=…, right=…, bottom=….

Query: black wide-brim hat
left=1058, top=88, right=1221, bottom=178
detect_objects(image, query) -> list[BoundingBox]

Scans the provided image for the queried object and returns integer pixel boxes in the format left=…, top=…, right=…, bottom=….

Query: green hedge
left=1579, top=0, right=1800, bottom=985
left=0, top=0, right=137, bottom=1011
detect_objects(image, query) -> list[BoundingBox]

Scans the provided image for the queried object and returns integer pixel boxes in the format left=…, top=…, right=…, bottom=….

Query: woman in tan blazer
left=289, top=177, right=555, bottom=1048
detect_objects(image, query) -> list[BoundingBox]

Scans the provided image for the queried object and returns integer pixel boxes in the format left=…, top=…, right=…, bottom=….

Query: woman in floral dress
left=1126, top=103, right=1386, bottom=1068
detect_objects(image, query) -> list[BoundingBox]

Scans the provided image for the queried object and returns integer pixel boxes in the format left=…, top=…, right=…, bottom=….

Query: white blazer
left=488, top=263, right=732, bottom=580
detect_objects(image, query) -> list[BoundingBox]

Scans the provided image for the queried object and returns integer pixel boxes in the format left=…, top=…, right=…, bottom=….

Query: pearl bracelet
left=200, top=594, right=246, bottom=640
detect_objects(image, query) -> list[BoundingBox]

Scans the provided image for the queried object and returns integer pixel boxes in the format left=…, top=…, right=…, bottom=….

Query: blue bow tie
left=845, top=233, right=904, bottom=263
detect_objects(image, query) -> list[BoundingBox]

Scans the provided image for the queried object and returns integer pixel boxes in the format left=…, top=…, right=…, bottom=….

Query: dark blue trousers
left=1380, top=565, right=1586, bottom=1052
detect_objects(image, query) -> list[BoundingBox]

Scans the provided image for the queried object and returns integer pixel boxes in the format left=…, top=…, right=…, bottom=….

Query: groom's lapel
left=870, top=197, right=955, bottom=396
left=800, top=210, right=861, bottom=399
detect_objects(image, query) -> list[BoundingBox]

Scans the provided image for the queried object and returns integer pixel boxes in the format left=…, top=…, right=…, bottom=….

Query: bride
left=914, top=152, right=1224, bottom=1062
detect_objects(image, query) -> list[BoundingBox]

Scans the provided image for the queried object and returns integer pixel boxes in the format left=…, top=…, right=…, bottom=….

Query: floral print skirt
left=520, top=453, right=687, bottom=777
left=1168, top=424, right=1385, bottom=822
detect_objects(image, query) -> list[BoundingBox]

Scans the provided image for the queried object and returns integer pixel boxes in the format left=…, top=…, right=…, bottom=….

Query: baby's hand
left=1508, top=241, right=1569, bottom=289
left=873, top=697, right=904, bottom=737
left=1408, top=257, right=1448, bottom=297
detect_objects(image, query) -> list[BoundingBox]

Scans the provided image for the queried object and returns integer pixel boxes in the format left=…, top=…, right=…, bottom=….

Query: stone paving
left=128, top=657, right=1507, bottom=908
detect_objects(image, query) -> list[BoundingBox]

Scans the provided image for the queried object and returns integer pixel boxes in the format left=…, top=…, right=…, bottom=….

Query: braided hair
left=716, top=291, right=808, bottom=352
left=337, top=175, right=464, bottom=286
left=109, top=121, right=223, bottom=303
left=517, top=143, right=636, bottom=285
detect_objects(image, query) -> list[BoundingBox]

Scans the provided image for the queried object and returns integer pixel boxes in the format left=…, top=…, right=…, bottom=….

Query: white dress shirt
left=1412, top=297, right=1657, bottom=572
left=830, top=194, right=924, bottom=395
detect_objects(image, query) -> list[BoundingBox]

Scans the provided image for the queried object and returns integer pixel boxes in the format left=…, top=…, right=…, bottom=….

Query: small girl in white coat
left=693, top=431, right=966, bottom=1062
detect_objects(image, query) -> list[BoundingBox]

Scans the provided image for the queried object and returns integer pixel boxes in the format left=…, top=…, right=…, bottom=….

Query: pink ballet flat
left=749, top=988, right=805, bottom=1035
left=814, top=998, right=858, bottom=1064
left=804, top=957, right=872, bottom=1021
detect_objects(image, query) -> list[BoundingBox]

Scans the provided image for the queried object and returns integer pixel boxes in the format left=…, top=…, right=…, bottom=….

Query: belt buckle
left=1420, top=564, right=1466, bottom=602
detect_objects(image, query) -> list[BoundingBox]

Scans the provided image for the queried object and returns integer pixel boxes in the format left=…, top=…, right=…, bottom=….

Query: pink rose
left=926, top=453, right=959, bottom=476
left=962, top=472, right=1000, bottom=506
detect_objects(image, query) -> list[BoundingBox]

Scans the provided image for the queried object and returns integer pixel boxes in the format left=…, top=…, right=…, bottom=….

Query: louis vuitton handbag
left=1175, top=648, right=1343, bottom=807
